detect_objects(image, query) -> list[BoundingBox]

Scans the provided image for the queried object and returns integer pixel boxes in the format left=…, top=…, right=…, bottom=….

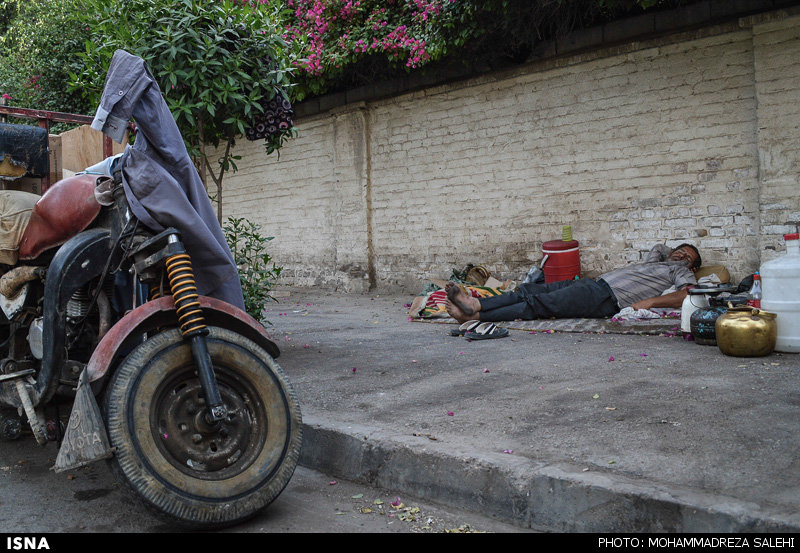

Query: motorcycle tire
left=103, top=326, right=302, bottom=528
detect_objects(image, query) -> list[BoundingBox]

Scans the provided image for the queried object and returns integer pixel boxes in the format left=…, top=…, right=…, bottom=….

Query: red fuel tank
left=18, top=174, right=102, bottom=260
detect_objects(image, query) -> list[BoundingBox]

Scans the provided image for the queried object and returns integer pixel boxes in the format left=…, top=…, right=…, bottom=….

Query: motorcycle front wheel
left=103, top=326, right=302, bottom=528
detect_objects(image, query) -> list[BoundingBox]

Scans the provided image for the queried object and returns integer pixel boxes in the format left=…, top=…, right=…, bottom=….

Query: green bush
left=0, top=0, right=92, bottom=126
left=223, top=216, right=283, bottom=321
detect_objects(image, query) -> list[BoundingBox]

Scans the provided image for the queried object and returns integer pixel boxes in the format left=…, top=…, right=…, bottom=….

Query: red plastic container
left=542, top=239, right=581, bottom=283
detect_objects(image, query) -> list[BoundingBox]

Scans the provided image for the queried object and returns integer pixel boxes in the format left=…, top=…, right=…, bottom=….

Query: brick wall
left=220, top=9, right=800, bottom=292
left=752, top=13, right=800, bottom=258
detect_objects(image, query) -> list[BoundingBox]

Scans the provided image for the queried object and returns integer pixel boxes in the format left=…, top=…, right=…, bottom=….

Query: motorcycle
left=0, top=168, right=302, bottom=528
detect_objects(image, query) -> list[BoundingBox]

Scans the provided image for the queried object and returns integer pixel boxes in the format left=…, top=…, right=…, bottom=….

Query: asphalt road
left=0, top=434, right=530, bottom=534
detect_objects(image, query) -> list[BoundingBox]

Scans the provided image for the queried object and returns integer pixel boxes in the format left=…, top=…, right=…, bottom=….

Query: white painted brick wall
left=219, top=12, right=800, bottom=292
left=753, top=14, right=800, bottom=261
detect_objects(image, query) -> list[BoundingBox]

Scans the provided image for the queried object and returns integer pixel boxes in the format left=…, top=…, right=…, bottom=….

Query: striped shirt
left=599, top=244, right=697, bottom=308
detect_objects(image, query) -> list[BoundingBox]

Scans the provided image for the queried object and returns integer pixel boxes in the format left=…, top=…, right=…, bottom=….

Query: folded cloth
left=418, top=289, right=449, bottom=318
left=697, top=274, right=722, bottom=286
left=611, top=306, right=663, bottom=320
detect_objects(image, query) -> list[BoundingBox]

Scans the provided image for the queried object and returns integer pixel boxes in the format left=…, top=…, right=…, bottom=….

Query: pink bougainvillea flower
left=447, top=410, right=454, bottom=416
left=391, top=497, right=402, bottom=507
left=483, top=368, right=490, bottom=373
left=352, top=367, right=357, bottom=373
left=640, top=353, right=647, bottom=357
left=329, top=480, right=337, bottom=486
left=283, top=0, right=444, bottom=77
left=503, top=449, right=513, bottom=454
left=608, top=356, right=615, bottom=362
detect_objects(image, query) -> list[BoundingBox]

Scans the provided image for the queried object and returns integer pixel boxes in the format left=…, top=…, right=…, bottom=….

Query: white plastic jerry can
left=760, top=233, right=800, bottom=353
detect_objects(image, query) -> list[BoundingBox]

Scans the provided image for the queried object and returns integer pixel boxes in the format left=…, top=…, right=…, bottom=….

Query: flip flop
left=449, top=320, right=481, bottom=336
left=464, top=322, right=509, bottom=340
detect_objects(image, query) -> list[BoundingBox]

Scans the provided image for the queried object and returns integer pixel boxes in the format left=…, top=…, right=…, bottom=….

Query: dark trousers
left=478, top=278, right=619, bottom=322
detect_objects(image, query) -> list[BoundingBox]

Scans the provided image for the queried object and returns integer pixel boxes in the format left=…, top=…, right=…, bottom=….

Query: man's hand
left=631, top=297, right=657, bottom=310
left=631, top=288, right=690, bottom=311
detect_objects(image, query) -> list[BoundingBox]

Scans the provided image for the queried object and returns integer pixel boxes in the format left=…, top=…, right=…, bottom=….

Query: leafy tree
left=71, top=0, right=298, bottom=221
left=0, top=0, right=93, bottom=126
left=0, top=0, right=18, bottom=36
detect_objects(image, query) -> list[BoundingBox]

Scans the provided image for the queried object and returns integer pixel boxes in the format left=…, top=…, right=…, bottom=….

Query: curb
left=297, top=416, right=800, bottom=533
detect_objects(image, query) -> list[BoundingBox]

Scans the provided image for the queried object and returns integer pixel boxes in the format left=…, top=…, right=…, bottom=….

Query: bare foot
left=445, top=282, right=481, bottom=316
left=445, top=299, right=480, bottom=324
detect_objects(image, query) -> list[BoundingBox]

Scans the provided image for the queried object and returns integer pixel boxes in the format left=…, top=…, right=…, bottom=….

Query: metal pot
left=690, top=305, right=728, bottom=345
left=715, top=307, right=777, bottom=357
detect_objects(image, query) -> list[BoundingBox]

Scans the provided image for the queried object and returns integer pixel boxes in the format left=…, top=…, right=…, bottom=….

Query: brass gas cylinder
left=715, top=307, right=777, bottom=357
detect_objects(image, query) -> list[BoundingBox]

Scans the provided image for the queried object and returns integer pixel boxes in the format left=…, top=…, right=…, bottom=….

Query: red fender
left=85, top=295, right=280, bottom=383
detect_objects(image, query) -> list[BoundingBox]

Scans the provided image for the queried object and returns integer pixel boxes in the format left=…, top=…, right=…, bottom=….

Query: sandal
left=464, top=322, right=509, bottom=340
left=449, top=320, right=481, bottom=336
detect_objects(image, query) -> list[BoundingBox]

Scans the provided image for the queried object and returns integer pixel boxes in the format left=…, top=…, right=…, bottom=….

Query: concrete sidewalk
left=266, top=286, right=800, bottom=533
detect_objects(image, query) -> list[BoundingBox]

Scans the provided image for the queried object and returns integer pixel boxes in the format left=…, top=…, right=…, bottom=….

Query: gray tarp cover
left=91, top=50, right=244, bottom=309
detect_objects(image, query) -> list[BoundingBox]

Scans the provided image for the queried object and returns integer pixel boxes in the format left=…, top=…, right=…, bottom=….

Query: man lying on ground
left=445, top=243, right=701, bottom=324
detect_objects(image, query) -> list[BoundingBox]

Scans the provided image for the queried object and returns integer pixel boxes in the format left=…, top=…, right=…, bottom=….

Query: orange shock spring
left=164, top=253, right=207, bottom=337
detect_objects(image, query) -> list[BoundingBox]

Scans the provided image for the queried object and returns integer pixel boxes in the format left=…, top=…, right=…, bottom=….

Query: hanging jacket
left=91, top=49, right=244, bottom=309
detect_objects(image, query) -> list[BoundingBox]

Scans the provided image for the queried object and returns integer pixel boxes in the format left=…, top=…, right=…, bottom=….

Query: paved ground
left=265, top=286, right=800, bottom=533
left=0, top=434, right=527, bottom=533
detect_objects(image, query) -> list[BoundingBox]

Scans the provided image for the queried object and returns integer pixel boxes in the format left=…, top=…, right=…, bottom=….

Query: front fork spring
left=163, top=251, right=226, bottom=421
left=164, top=253, right=207, bottom=337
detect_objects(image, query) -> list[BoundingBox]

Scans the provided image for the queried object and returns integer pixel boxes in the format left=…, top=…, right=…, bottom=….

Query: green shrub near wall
left=223, top=216, right=284, bottom=321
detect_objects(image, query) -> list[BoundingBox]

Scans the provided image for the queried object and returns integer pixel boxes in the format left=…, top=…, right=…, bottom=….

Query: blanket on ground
left=413, top=312, right=682, bottom=336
